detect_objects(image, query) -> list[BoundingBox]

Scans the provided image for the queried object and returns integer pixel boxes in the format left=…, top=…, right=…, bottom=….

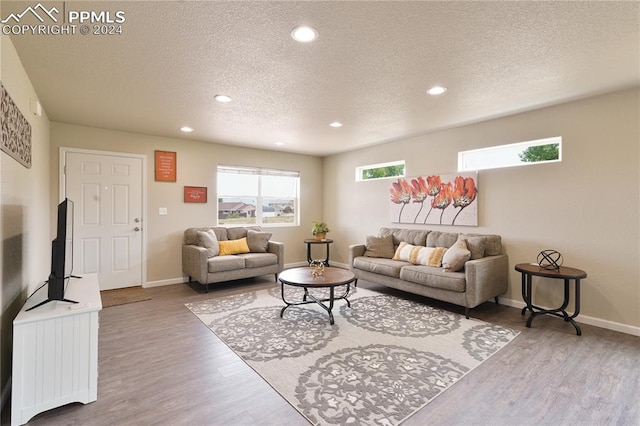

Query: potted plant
left=312, top=221, right=330, bottom=240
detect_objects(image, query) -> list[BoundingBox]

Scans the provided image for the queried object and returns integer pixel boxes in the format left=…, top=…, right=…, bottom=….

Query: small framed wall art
left=155, top=150, right=176, bottom=181
left=184, top=186, right=207, bottom=203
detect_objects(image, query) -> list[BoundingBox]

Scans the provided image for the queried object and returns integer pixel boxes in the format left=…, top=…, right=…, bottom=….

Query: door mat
left=100, top=286, right=151, bottom=308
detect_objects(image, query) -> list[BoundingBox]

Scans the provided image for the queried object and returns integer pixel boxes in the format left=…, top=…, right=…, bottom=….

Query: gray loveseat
left=349, top=227, right=508, bottom=318
left=182, top=226, right=284, bottom=292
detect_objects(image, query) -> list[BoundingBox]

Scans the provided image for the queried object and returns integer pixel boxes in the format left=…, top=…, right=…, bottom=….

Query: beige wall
left=324, top=87, right=640, bottom=331
left=50, top=123, right=323, bottom=283
left=0, top=35, right=51, bottom=402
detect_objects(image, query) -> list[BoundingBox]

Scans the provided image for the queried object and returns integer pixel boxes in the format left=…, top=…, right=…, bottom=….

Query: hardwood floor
left=2, top=277, right=639, bottom=425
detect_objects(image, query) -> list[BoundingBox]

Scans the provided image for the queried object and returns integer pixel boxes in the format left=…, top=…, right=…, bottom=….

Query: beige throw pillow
left=247, top=230, right=272, bottom=253
left=393, top=242, right=446, bottom=267
left=442, top=238, right=471, bottom=272
left=197, top=229, right=219, bottom=258
left=364, top=234, right=395, bottom=258
left=460, top=234, right=487, bottom=260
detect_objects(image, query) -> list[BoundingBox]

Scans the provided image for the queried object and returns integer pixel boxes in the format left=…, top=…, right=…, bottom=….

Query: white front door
left=63, top=149, right=145, bottom=290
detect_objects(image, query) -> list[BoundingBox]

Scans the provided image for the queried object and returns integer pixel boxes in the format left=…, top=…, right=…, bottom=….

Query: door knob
left=134, top=227, right=141, bottom=232
left=134, top=218, right=140, bottom=223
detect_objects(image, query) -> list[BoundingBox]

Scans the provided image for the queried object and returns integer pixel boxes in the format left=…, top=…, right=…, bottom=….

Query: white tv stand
left=11, top=274, right=102, bottom=426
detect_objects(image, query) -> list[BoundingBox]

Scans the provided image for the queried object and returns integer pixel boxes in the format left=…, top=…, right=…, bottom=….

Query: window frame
left=355, top=160, right=406, bottom=182
left=458, top=137, right=562, bottom=172
left=217, top=165, right=300, bottom=227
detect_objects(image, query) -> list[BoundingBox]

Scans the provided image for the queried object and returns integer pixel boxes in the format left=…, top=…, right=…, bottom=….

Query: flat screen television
left=27, top=198, right=78, bottom=311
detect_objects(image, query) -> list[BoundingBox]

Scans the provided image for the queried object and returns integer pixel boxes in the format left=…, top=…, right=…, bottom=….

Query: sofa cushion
left=380, top=227, right=428, bottom=247
left=196, top=229, right=219, bottom=258
left=460, top=234, right=487, bottom=259
left=227, top=226, right=262, bottom=240
left=392, top=242, right=445, bottom=267
left=353, top=257, right=409, bottom=278
left=239, top=252, right=278, bottom=268
left=463, top=233, right=502, bottom=256
left=364, top=234, right=395, bottom=258
left=426, top=231, right=458, bottom=248
left=442, top=238, right=471, bottom=272
left=247, top=230, right=272, bottom=253
left=400, top=266, right=466, bottom=292
left=218, top=237, right=251, bottom=255
left=208, top=255, right=245, bottom=273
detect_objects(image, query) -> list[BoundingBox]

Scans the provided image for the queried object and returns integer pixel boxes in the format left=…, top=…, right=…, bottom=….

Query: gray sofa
left=182, top=226, right=284, bottom=292
left=349, top=227, right=508, bottom=318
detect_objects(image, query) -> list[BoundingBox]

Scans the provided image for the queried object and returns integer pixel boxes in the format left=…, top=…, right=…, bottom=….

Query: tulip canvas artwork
left=389, top=171, right=478, bottom=226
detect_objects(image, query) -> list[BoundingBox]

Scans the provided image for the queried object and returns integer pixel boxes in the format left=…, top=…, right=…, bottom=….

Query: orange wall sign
left=155, top=150, right=176, bottom=181
left=184, top=186, right=207, bottom=203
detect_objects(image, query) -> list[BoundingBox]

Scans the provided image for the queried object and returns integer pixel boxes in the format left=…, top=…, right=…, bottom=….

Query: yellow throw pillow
left=218, top=237, right=251, bottom=256
left=393, top=242, right=446, bottom=267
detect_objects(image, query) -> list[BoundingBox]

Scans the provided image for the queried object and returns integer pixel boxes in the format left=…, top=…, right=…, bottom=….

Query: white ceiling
left=6, top=1, right=640, bottom=156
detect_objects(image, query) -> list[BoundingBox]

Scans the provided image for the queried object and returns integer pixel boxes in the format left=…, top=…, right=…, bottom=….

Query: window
left=356, top=160, right=405, bottom=181
left=217, top=166, right=299, bottom=226
left=458, top=137, right=562, bottom=171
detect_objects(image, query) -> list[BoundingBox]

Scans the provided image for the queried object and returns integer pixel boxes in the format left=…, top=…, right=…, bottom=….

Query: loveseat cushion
left=247, top=230, right=272, bottom=253
left=400, top=265, right=466, bottom=292
left=227, top=226, right=262, bottom=240
left=208, top=255, right=245, bottom=273
left=197, top=229, right=219, bottom=258
left=353, top=256, right=409, bottom=278
left=239, top=252, right=278, bottom=268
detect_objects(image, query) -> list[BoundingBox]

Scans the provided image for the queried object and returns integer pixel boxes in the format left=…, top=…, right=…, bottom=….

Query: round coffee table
left=278, top=266, right=356, bottom=325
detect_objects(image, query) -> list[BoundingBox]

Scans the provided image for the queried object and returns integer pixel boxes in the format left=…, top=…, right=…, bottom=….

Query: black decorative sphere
left=537, top=250, right=563, bottom=270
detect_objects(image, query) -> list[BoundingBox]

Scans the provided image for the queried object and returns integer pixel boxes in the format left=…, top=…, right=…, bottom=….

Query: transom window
left=458, top=137, right=562, bottom=171
left=356, top=160, right=406, bottom=181
left=217, top=165, right=299, bottom=226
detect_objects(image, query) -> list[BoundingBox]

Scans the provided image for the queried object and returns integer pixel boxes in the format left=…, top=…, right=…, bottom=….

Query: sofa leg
left=494, top=296, right=499, bottom=304
left=274, top=273, right=278, bottom=282
left=354, top=279, right=358, bottom=288
left=205, top=284, right=208, bottom=293
left=188, top=276, right=192, bottom=282
left=465, top=307, right=470, bottom=319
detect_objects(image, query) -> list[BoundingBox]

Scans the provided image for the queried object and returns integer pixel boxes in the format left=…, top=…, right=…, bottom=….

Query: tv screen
left=49, top=198, right=74, bottom=300
left=27, top=198, right=76, bottom=311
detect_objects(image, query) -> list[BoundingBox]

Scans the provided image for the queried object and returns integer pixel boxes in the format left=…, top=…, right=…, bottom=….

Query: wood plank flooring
left=2, top=276, right=639, bottom=425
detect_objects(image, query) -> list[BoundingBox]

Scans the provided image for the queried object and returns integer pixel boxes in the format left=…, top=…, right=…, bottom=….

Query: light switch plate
left=159, top=207, right=168, bottom=215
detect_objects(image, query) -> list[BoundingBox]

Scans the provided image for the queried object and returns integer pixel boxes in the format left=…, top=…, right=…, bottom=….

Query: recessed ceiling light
left=329, top=122, right=343, bottom=128
left=275, top=141, right=285, bottom=146
left=180, top=126, right=194, bottom=132
left=214, top=95, right=233, bottom=103
left=427, top=86, right=447, bottom=95
left=291, top=26, right=318, bottom=42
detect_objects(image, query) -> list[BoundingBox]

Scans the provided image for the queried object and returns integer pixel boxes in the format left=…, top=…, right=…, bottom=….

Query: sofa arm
left=182, top=244, right=208, bottom=283
left=348, top=244, right=366, bottom=269
left=464, top=254, right=509, bottom=308
left=268, top=241, right=285, bottom=273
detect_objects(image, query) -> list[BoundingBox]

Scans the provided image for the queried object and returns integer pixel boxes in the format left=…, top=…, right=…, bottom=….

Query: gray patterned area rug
left=185, top=285, right=519, bottom=425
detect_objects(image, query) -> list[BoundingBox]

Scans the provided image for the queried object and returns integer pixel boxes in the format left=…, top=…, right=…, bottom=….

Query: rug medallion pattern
left=186, top=285, right=519, bottom=425
left=296, top=344, right=469, bottom=425
left=341, top=294, right=461, bottom=337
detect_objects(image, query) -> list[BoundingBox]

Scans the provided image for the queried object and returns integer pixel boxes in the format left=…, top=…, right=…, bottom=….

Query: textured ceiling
left=5, top=1, right=640, bottom=156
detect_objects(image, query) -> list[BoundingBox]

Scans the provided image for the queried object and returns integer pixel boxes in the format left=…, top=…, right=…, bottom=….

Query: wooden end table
left=278, top=266, right=355, bottom=325
left=304, top=238, right=333, bottom=266
left=515, top=263, right=587, bottom=335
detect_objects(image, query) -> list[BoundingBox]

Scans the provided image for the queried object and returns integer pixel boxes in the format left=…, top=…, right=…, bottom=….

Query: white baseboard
left=144, top=277, right=185, bottom=288
left=499, top=297, right=640, bottom=337
left=1, top=378, right=11, bottom=413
